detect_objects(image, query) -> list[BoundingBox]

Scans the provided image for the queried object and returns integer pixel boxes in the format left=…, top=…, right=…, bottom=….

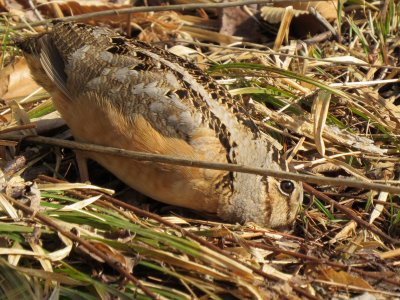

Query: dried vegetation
left=0, top=0, right=399, bottom=299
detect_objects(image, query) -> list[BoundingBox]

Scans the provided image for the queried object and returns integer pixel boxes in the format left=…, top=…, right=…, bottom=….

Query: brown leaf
left=35, top=0, right=129, bottom=20
left=320, top=267, right=373, bottom=289
left=329, top=221, right=357, bottom=244
left=0, top=57, right=41, bottom=101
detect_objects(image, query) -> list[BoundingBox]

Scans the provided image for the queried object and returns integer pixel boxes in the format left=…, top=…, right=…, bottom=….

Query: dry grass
left=0, top=1, right=399, bottom=299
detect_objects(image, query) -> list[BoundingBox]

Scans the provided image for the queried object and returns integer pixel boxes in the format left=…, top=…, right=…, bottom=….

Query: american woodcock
left=17, top=22, right=303, bottom=228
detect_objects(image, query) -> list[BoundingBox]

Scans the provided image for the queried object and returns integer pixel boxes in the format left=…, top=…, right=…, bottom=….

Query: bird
left=16, top=22, right=303, bottom=228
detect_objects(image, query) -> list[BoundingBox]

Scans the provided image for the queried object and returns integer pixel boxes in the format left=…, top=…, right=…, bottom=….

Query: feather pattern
left=17, top=22, right=303, bottom=228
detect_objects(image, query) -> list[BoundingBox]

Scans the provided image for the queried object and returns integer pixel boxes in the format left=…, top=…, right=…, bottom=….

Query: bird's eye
left=280, top=180, right=295, bottom=195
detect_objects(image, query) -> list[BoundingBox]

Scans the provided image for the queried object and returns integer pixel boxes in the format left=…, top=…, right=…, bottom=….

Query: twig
left=0, top=124, right=37, bottom=135
left=5, top=0, right=353, bottom=32
left=37, top=175, right=400, bottom=292
left=3, top=194, right=158, bottom=299
left=38, top=174, right=319, bottom=300
left=303, top=183, right=400, bottom=245
left=5, top=134, right=400, bottom=194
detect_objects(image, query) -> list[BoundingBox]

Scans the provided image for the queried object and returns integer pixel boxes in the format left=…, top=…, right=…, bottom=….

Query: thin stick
left=3, top=194, right=158, bottom=299
left=6, top=0, right=338, bottom=31
left=5, top=134, right=400, bottom=194
left=37, top=175, right=320, bottom=300
left=0, top=124, right=37, bottom=134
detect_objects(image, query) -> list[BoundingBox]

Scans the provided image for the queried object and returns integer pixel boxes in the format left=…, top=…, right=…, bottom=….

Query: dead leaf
left=0, top=57, right=41, bottom=101
left=35, top=0, right=129, bottom=21
left=319, top=267, right=373, bottom=289
left=329, top=220, right=357, bottom=244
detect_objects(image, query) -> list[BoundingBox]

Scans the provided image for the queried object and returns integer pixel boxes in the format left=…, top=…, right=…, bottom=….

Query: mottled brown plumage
left=18, top=22, right=303, bottom=228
